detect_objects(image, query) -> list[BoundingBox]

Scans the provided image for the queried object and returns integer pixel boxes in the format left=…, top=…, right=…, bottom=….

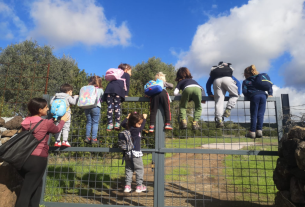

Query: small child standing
left=242, top=65, right=273, bottom=138
left=149, top=72, right=173, bottom=132
left=104, top=63, right=131, bottom=131
left=84, top=76, right=104, bottom=144
left=51, top=84, right=78, bottom=147
left=174, top=67, right=206, bottom=130
left=206, top=62, right=241, bottom=128
left=121, top=112, right=147, bottom=193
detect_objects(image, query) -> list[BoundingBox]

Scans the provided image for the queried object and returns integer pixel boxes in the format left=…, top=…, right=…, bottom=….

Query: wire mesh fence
left=41, top=95, right=282, bottom=207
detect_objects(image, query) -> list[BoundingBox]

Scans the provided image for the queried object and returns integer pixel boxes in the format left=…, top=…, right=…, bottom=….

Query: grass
left=165, top=165, right=190, bottom=182
left=224, top=146, right=278, bottom=203
left=165, top=137, right=278, bottom=149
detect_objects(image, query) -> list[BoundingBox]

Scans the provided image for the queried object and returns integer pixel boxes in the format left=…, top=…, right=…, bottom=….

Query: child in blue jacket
left=242, top=65, right=273, bottom=138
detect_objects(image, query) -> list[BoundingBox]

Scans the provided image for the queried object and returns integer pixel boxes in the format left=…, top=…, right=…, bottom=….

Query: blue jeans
left=250, top=93, right=267, bottom=132
left=85, top=107, right=101, bottom=138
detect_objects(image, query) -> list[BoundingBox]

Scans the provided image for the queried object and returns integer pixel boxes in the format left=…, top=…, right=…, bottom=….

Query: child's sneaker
left=192, top=121, right=200, bottom=130
left=91, top=138, right=98, bottom=144
left=107, top=123, right=113, bottom=131
left=114, top=122, right=120, bottom=130
left=180, top=119, right=187, bottom=129
left=62, top=141, right=71, bottom=147
left=84, top=137, right=91, bottom=144
left=136, top=184, right=147, bottom=193
left=256, top=130, right=263, bottom=138
left=124, top=185, right=131, bottom=193
left=164, top=123, right=173, bottom=130
left=54, top=141, right=61, bottom=147
left=149, top=125, right=155, bottom=133
left=215, top=118, right=224, bottom=128
left=223, top=108, right=231, bottom=118
left=245, top=131, right=256, bottom=139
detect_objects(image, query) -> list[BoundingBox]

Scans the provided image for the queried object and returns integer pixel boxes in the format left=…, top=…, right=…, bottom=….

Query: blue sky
left=1, top=0, right=305, bottom=109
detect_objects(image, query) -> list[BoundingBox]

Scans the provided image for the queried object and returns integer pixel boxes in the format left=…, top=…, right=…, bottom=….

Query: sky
left=1, top=0, right=305, bottom=116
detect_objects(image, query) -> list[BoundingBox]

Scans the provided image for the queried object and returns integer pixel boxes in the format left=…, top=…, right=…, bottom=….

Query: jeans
left=85, top=107, right=101, bottom=138
left=250, top=93, right=267, bottom=132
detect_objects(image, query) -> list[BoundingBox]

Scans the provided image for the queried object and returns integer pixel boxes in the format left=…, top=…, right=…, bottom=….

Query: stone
left=0, top=137, right=10, bottom=144
left=274, top=191, right=295, bottom=207
left=0, top=117, right=4, bottom=127
left=290, top=168, right=305, bottom=184
left=281, top=138, right=300, bottom=167
left=0, top=163, right=23, bottom=207
left=276, top=158, right=292, bottom=178
left=273, top=169, right=290, bottom=191
left=289, top=126, right=305, bottom=140
left=4, top=116, right=23, bottom=130
left=290, top=176, right=305, bottom=204
left=296, top=141, right=305, bottom=170
left=1, top=130, right=18, bottom=137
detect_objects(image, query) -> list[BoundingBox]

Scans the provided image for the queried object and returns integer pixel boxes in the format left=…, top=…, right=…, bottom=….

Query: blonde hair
left=155, top=72, right=166, bottom=82
left=244, top=65, right=259, bottom=77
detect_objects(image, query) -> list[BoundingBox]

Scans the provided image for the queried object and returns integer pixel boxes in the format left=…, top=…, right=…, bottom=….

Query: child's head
left=118, top=63, right=132, bottom=76
left=244, top=65, right=259, bottom=79
left=155, top=72, right=166, bottom=82
left=28, top=98, right=48, bottom=116
left=89, top=75, right=102, bottom=88
left=175, top=67, right=193, bottom=82
left=60, top=83, right=73, bottom=95
left=128, top=112, right=144, bottom=129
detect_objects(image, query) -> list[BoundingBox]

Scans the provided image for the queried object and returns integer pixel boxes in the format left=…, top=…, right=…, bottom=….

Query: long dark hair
left=28, top=98, right=47, bottom=116
left=127, top=112, right=144, bottom=129
left=175, top=67, right=193, bottom=82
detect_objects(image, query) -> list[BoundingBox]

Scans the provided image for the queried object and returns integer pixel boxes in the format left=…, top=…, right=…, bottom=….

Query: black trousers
left=150, top=90, right=171, bottom=125
left=15, top=155, right=48, bottom=207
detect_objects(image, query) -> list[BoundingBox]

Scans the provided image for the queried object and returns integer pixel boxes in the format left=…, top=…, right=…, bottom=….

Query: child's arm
left=121, top=117, right=128, bottom=129
left=200, top=87, right=206, bottom=103
left=232, top=76, right=241, bottom=95
left=125, top=73, right=131, bottom=97
left=268, top=86, right=273, bottom=96
left=139, top=114, right=147, bottom=132
left=206, top=77, right=214, bottom=96
left=67, top=96, right=79, bottom=105
left=164, top=82, right=174, bottom=89
left=242, top=81, right=248, bottom=97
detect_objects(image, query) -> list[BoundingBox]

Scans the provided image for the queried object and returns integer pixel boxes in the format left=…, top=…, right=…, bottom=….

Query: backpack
left=50, top=97, right=69, bottom=121
left=254, top=73, right=273, bottom=91
left=210, top=62, right=233, bottom=79
left=105, top=68, right=127, bottom=91
left=77, top=85, right=99, bottom=109
left=118, top=130, right=134, bottom=164
left=0, top=120, right=47, bottom=170
left=144, top=79, right=163, bottom=96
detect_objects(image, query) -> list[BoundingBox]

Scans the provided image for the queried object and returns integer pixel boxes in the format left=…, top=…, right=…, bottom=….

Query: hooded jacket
left=21, top=117, right=65, bottom=157
left=242, top=75, right=273, bottom=98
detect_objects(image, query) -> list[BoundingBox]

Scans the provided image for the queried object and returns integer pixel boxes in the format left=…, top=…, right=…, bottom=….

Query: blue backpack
left=254, top=73, right=273, bottom=91
left=50, top=98, right=69, bottom=121
left=144, top=79, right=163, bottom=96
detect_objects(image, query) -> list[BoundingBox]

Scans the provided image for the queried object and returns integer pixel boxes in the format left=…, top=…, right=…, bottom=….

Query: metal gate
left=40, top=95, right=283, bottom=207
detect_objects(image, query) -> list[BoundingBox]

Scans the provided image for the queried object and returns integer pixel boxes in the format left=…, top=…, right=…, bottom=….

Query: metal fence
left=40, top=95, right=283, bottom=207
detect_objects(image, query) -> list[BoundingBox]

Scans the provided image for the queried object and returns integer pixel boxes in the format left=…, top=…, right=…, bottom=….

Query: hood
left=21, top=116, right=43, bottom=131
left=246, top=75, right=257, bottom=82
left=54, top=93, right=70, bottom=99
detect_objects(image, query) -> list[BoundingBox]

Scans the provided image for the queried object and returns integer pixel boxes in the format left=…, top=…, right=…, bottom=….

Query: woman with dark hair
left=15, top=98, right=69, bottom=207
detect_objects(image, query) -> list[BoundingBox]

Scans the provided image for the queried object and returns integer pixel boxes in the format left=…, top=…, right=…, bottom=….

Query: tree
left=0, top=40, right=87, bottom=116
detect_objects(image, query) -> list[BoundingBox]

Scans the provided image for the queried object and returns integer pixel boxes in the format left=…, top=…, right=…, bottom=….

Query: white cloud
left=176, top=0, right=305, bottom=88
left=0, top=2, right=27, bottom=39
left=212, top=4, right=218, bottom=9
left=28, top=0, right=131, bottom=47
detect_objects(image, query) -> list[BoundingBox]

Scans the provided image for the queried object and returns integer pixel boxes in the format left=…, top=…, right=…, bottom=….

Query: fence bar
left=281, top=94, right=290, bottom=134
left=275, top=96, right=284, bottom=141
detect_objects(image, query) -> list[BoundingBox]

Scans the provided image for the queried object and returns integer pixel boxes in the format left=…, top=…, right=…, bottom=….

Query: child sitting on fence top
left=206, top=62, right=241, bottom=128
left=242, top=65, right=273, bottom=138
left=50, top=83, right=79, bottom=147
left=148, top=72, right=174, bottom=133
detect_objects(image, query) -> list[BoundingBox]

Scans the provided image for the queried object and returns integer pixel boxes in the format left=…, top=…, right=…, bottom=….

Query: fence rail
left=40, top=95, right=283, bottom=207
